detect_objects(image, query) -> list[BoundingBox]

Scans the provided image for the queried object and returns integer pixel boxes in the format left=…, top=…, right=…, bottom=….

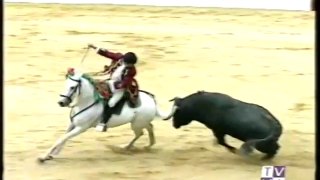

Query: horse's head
left=58, top=68, right=83, bottom=107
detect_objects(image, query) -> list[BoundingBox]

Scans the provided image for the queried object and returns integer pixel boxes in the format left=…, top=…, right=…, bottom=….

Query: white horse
left=38, top=68, right=167, bottom=163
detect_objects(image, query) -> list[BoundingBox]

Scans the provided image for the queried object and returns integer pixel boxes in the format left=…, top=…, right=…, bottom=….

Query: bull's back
left=212, top=102, right=274, bottom=141
left=186, top=92, right=279, bottom=141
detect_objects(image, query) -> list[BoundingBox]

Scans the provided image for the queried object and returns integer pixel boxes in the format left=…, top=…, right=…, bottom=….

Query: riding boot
left=96, top=104, right=114, bottom=132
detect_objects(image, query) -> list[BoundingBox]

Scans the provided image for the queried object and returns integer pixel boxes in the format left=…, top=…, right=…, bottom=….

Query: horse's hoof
left=37, top=157, right=46, bottom=164
left=37, top=155, right=53, bottom=164
left=143, top=146, right=152, bottom=150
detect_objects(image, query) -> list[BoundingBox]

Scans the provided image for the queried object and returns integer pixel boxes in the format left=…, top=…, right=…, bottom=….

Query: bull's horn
left=169, top=97, right=179, bottom=102
left=163, top=105, right=178, bottom=120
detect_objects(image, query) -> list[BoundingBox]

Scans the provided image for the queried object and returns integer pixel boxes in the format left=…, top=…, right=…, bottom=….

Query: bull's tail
left=244, top=105, right=283, bottom=148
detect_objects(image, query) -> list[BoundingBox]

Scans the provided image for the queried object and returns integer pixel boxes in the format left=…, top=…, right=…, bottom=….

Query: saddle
left=93, top=79, right=140, bottom=108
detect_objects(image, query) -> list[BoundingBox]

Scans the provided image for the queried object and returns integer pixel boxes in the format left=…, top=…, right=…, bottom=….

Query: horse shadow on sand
left=40, top=143, right=282, bottom=168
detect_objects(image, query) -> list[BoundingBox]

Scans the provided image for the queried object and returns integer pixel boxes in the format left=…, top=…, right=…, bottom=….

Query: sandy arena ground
left=4, top=3, right=315, bottom=180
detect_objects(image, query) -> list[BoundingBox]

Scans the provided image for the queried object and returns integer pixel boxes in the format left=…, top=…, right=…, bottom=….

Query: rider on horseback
left=88, top=43, right=138, bottom=132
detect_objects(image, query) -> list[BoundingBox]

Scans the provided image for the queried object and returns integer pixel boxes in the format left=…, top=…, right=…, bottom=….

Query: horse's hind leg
left=145, top=123, right=155, bottom=149
left=125, top=126, right=144, bottom=150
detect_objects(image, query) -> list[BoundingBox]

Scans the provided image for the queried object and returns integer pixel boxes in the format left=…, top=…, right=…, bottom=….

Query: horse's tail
left=155, top=105, right=171, bottom=119
left=139, top=90, right=169, bottom=119
left=139, top=90, right=155, bottom=98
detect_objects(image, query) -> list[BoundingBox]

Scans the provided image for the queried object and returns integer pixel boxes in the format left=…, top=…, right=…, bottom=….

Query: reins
left=67, top=74, right=105, bottom=122
left=69, top=100, right=99, bottom=122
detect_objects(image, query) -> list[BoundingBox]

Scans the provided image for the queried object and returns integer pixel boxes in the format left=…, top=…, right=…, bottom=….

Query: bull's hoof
left=238, top=148, right=249, bottom=157
left=237, top=146, right=252, bottom=158
left=228, top=147, right=237, bottom=154
left=239, top=144, right=254, bottom=155
left=261, top=154, right=275, bottom=161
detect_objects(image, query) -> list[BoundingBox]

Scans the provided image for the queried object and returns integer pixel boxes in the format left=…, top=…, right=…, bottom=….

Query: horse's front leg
left=50, top=123, right=76, bottom=156
left=37, top=126, right=85, bottom=163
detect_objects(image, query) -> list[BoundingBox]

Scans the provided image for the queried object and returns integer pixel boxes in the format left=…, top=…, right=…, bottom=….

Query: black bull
left=163, top=91, right=283, bottom=160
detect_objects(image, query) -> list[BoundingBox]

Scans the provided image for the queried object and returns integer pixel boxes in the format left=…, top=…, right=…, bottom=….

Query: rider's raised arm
left=95, top=47, right=123, bottom=62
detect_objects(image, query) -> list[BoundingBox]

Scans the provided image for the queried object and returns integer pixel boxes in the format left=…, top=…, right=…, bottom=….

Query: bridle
left=60, top=76, right=99, bottom=122
left=60, top=76, right=82, bottom=104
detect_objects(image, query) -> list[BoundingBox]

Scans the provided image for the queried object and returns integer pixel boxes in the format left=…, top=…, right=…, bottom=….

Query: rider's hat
left=123, top=52, right=137, bottom=64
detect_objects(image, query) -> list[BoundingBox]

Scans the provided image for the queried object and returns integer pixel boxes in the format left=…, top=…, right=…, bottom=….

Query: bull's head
left=163, top=97, right=192, bottom=129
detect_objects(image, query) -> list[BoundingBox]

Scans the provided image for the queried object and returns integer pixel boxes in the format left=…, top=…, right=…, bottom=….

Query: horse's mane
left=81, top=73, right=105, bottom=103
left=81, top=73, right=96, bottom=85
